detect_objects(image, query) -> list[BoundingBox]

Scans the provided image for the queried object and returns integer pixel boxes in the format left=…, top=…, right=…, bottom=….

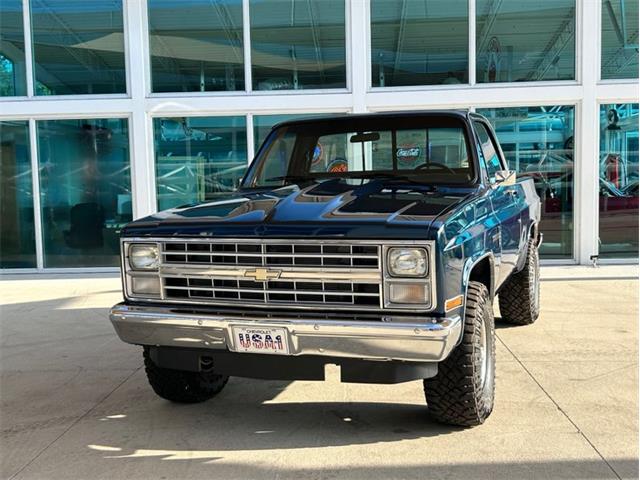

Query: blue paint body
left=122, top=111, right=540, bottom=318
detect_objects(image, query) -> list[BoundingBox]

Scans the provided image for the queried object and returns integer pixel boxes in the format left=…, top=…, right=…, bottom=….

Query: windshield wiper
left=346, top=172, right=435, bottom=186
left=263, top=175, right=318, bottom=184
left=259, top=172, right=437, bottom=189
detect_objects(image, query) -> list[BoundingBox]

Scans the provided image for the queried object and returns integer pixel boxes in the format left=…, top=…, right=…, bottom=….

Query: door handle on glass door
left=505, top=189, right=519, bottom=198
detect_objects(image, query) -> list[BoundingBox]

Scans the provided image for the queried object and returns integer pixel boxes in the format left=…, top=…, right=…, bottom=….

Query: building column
left=349, top=0, right=368, bottom=113
left=124, top=0, right=155, bottom=219
left=577, top=0, right=600, bottom=265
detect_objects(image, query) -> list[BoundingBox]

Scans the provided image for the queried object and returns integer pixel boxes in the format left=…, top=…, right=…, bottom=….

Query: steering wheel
left=413, top=162, right=456, bottom=175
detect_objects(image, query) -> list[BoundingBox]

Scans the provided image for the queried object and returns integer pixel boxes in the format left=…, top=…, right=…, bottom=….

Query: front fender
left=462, top=252, right=497, bottom=300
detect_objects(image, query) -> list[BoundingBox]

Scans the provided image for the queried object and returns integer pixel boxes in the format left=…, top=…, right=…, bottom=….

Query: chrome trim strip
left=150, top=237, right=397, bottom=245
left=159, top=265, right=381, bottom=281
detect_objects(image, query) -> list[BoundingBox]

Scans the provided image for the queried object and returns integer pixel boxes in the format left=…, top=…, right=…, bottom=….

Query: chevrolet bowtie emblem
left=244, top=268, right=282, bottom=282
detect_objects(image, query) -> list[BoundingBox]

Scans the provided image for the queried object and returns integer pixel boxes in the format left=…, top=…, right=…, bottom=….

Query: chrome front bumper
left=109, top=304, right=462, bottom=363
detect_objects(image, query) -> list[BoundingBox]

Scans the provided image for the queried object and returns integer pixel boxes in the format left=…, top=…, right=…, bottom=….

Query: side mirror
left=495, top=169, right=516, bottom=186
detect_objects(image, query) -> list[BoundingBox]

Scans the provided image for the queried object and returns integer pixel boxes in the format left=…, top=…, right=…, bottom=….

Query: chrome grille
left=163, top=276, right=381, bottom=307
left=158, top=239, right=383, bottom=310
left=162, top=241, right=380, bottom=268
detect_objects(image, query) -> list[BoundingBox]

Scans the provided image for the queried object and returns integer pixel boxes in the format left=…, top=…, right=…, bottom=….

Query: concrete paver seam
left=7, top=366, right=142, bottom=480
left=496, top=333, right=623, bottom=480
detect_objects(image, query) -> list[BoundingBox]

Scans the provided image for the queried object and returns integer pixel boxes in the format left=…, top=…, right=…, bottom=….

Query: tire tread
left=143, top=348, right=228, bottom=403
left=424, top=281, right=495, bottom=427
left=498, top=238, right=540, bottom=325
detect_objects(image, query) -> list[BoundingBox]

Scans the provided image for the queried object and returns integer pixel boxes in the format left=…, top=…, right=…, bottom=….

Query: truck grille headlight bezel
left=382, top=243, right=435, bottom=310
left=123, top=241, right=162, bottom=298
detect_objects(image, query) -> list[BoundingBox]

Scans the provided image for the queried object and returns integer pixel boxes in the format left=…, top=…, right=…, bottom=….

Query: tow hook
left=199, top=356, right=214, bottom=372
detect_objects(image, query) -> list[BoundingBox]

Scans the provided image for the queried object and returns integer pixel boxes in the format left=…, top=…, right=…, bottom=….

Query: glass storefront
left=154, top=116, right=247, bottom=211
left=37, top=119, right=131, bottom=267
left=148, top=0, right=245, bottom=93
left=476, top=0, right=576, bottom=83
left=0, top=121, right=36, bottom=268
left=478, top=106, right=575, bottom=259
left=370, top=0, right=468, bottom=87
left=0, top=0, right=27, bottom=96
left=250, top=0, right=346, bottom=90
left=31, top=0, right=126, bottom=95
left=0, top=1, right=638, bottom=269
left=598, top=103, right=639, bottom=258
left=601, top=0, right=639, bottom=80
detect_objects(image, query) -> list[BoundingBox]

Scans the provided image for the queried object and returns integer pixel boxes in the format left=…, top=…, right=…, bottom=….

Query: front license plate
left=231, top=326, right=290, bottom=355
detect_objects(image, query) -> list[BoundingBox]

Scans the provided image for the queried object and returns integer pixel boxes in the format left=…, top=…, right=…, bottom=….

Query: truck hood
left=123, top=179, right=478, bottom=239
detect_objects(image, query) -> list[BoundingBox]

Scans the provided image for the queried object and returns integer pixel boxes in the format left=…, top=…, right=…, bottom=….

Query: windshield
left=244, top=116, right=475, bottom=188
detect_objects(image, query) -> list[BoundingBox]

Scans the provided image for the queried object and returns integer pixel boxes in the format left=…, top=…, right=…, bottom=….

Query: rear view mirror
left=495, top=170, right=516, bottom=186
left=350, top=132, right=380, bottom=143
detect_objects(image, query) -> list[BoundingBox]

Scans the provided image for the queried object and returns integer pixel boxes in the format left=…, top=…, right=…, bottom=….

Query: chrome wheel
left=533, top=262, right=540, bottom=311
left=530, top=247, right=540, bottom=313
left=478, top=316, right=489, bottom=390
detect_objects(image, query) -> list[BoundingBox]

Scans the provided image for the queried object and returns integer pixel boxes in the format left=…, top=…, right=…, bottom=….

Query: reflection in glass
left=247, top=116, right=475, bottom=188
left=250, top=0, right=346, bottom=90
left=478, top=106, right=575, bottom=259
left=31, top=0, right=126, bottom=95
left=371, top=0, right=468, bottom=87
left=601, top=0, right=639, bottom=80
left=476, top=0, right=575, bottom=83
left=253, top=114, right=325, bottom=151
left=37, top=119, right=131, bottom=267
left=0, top=121, right=36, bottom=268
left=599, top=104, right=639, bottom=258
left=154, top=116, right=247, bottom=211
left=0, top=0, right=27, bottom=96
left=148, top=0, right=244, bottom=92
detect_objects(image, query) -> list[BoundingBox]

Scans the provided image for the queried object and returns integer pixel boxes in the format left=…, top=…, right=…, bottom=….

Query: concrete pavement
left=0, top=273, right=637, bottom=479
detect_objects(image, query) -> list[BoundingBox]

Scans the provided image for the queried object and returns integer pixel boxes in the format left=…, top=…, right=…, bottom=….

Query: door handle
left=505, top=189, right=519, bottom=198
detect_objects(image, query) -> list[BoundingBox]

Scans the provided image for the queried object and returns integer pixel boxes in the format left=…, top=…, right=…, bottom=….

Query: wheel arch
left=464, top=253, right=496, bottom=301
left=515, top=221, right=541, bottom=272
left=454, top=253, right=496, bottom=346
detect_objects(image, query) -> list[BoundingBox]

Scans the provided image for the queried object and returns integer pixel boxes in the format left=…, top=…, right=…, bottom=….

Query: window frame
left=244, top=114, right=482, bottom=188
left=471, top=117, right=507, bottom=184
left=599, top=0, right=639, bottom=82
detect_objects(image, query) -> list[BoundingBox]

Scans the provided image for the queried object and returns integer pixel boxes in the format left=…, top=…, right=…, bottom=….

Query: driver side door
left=474, top=121, right=524, bottom=287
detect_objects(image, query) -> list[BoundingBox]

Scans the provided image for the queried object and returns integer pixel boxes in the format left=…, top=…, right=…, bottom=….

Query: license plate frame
left=231, top=326, right=290, bottom=355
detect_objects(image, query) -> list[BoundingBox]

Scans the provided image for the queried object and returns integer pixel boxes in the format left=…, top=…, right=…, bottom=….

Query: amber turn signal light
left=444, top=295, right=464, bottom=312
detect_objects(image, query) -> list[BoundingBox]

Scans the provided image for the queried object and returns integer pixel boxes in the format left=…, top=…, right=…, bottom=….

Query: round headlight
left=129, top=244, right=159, bottom=270
left=388, top=248, right=428, bottom=277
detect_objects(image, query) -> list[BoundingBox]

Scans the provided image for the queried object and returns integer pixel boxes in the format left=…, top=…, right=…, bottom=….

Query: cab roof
left=272, top=110, right=474, bottom=131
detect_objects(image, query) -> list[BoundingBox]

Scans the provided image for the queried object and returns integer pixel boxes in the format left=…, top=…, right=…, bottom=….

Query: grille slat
left=161, top=284, right=380, bottom=296
left=161, top=240, right=380, bottom=269
left=160, top=240, right=382, bottom=309
left=164, top=252, right=377, bottom=258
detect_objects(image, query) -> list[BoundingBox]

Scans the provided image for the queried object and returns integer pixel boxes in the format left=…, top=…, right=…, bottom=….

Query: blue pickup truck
left=110, top=111, right=541, bottom=427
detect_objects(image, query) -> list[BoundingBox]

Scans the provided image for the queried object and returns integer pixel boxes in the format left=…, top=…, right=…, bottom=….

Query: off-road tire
left=143, top=348, right=229, bottom=403
left=498, top=238, right=540, bottom=325
left=424, top=281, right=495, bottom=427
